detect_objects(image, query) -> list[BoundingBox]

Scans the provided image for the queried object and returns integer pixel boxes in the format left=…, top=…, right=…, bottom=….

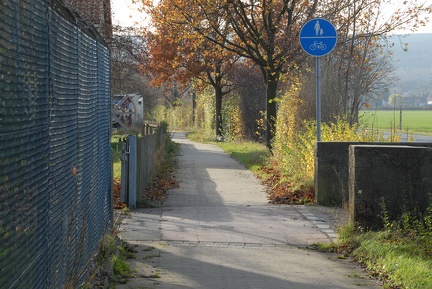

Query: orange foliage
left=113, top=177, right=126, bottom=210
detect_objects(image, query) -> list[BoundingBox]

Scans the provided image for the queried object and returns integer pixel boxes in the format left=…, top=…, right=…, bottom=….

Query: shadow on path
left=118, top=132, right=381, bottom=289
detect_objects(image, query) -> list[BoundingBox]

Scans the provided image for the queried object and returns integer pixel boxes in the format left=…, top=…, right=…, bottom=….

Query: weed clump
left=81, top=233, right=135, bottom=288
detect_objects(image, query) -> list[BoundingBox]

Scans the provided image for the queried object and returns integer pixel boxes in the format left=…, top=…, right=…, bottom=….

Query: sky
left=382, top=0, right=432, bottom=34
left=110, top=0, right=432, bottom=33
left=111, top=0, right=147, bottom=28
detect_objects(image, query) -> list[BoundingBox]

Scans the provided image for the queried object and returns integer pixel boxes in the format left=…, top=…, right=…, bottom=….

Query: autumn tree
left=231, top=62, right=266, bottom=140
left=142, top=0, right=316, bottom=148
left=145, top=4, right=238, bottom=139
left=198, top=0, right=319, bottom=149
left=142, top=0, right=430, bottom=148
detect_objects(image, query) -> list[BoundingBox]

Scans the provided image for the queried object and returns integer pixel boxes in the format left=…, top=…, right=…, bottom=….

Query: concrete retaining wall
left=349, top=145, right=432, bottom=229
left=315, top=142, right=432, bottom=206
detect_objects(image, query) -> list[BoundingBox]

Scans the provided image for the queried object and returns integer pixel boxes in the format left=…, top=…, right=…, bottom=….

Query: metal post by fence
left=128, top=135, right=137, bottom=208
left=120, top=138, right=128, bottom=203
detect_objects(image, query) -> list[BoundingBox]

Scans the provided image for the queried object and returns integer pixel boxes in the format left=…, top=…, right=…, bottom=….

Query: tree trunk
left=350, top=93, right=360, bottom=125
left=266, top=79, right=278, bottom=150
left=215, top=85, right=223, bottom=140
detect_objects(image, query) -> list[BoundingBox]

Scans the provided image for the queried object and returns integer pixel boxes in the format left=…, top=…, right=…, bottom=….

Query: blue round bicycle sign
left=299, top=18, right=337, bottom=57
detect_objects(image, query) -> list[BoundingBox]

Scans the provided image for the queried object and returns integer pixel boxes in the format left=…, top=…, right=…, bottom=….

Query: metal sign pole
left=299, top=18, right=337, bottom=142
left=316, top=57, right=321, bottom=141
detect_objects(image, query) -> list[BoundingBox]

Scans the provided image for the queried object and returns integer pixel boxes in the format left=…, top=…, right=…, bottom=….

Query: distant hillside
left=388, top=33, right=432, bottom=97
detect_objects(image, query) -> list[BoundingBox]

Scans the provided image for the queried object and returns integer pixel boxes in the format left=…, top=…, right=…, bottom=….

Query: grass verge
left=214, top=141, right=269, bottom=172
left=111, top=134, right=126, bottom=179
left=187, top=131, right=269, bottom=173
left=216, top=140, right=314, bottom=204
left=328, top=209, right=432, bottom=289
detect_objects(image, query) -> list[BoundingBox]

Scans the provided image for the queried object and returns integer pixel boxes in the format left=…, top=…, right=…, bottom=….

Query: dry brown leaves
left=113, top=177, right=126, bottom=210
left=113, top=172, right=179, bottom=210
left=141, top=173, right=179, bottom=208
left=258, top=162, right=315, bottom=205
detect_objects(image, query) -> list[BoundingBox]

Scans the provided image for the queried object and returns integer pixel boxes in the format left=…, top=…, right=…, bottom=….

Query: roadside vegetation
left=188, top=132, right=268, bottom=173
left=184, top=81, right=406, bottom=205
left=80, top=233, right=134, bottom=288
left=111, top=2, right=432, bottom=283
left=111, top=134, right=125, bottom=179
left=111, top=116, right=431, bottom=289
left=334, top=206, right=432, bottom=289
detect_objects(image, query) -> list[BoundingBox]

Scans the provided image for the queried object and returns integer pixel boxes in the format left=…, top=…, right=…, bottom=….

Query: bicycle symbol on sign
left=310, top=41, right=327, bottom=50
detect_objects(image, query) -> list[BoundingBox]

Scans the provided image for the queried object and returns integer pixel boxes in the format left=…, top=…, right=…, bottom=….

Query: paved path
left=117, top=132, right=381, bottom=289
left=383, top=131, right=432, bottom=142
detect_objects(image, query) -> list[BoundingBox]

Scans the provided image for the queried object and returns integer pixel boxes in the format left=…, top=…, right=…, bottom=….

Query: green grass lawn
left=111, top=135, right=125, bottom=178
left=360, top=110, right=432, bottom=134
left=187, top=131, right=269, bottom=172
left=215, top=141, right=269, bottom=172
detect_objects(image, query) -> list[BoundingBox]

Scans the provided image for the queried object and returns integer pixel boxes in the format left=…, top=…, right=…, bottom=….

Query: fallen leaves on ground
left=113, top=177, right=126, bottom=210
left=113, top=174, right=179, bottom=209
left=257, top=163, right=315, bottom=205
left=141, top=173, right=179, bottom=208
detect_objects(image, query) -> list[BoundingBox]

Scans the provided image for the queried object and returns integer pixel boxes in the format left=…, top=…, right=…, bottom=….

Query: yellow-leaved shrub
left=273, top=81, right=401, bottom=189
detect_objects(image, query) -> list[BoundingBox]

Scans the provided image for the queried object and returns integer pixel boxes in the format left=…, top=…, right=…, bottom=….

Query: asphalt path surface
left=383, top=132, right=432, bottom=142
left=118, top=132, right=381, bottom=289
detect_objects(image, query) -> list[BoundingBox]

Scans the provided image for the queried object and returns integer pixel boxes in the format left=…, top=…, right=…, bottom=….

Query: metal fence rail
left=120, top=125, right=165, bottom=208
left=0, top=0, right=112, bottom=288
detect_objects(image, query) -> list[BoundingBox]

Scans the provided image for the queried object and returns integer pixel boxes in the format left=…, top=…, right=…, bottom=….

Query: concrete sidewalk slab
left=117, top=132, right=380, bottom=288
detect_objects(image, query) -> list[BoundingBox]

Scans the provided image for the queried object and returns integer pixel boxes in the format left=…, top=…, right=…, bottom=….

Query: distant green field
left=359, top=110, right=432, bottom=134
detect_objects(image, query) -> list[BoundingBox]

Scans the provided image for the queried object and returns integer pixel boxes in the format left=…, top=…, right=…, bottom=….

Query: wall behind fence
left=0, top=0, right=112, bottom=288
left=137, top=126, right=165, bottom=203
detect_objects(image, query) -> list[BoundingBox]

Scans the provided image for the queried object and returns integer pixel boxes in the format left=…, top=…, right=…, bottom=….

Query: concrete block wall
left=349, top=145, right=432, bottom=229
left=315, top=142, right=432, bottom=206
left=314, top=142, right=360, bottom=206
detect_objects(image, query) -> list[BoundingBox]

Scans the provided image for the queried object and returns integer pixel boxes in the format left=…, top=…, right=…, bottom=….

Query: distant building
left=112, top=94, right=144, bottom=132
left=63, top=0, right=113, bottom=42
left=403, top=96, right=428, bottom=108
